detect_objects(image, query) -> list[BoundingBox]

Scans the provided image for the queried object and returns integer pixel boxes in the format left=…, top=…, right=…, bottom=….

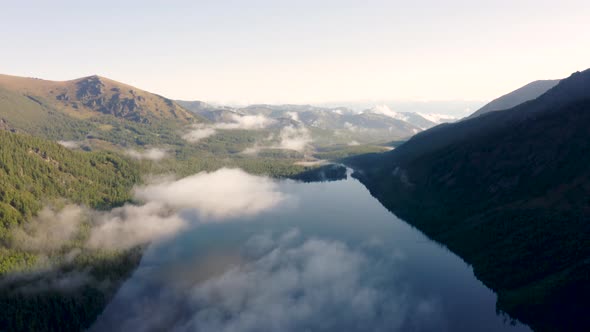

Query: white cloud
left=13, top=169, right=287, bottom=253
left=344, top=122, right=363, bottom=133
left=182, top=126, right=217, bottom=143
left=183, top=115, right=275, bottom=144
left=416, top=112, right=458, bottom=124
left=134, top=168, right=286, bottom=220
left=368, top=105, right=408, bottom=121
left=275, top=125, right=312, bottom=152
left=215, top=114, right=275, bottom=130
left=286, top=111, right=300, bottom=122
left=240, top=146, right=262, bottom=155
left=87, top=202, right=187, bottom=250
left=239, top=124, right=313, bottom=154
left=126, top=148, right=168, bottom=161
left=2, top=270, right=95, bottom=294
left=89, top=168, right=287, bottom=249
left=348, top=140, right=361, bottom=146
left=12, top=205, right=83, bottom=252
left=93, top=231, right=441, bottom=332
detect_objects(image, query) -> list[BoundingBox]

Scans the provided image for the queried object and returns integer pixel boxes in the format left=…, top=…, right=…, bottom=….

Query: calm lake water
left=92, top=171, right=531, bottom=332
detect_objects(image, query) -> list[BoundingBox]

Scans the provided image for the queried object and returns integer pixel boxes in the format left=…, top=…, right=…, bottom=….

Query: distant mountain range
left=315, top=100, right=483, bottom=118
left=347, top=69, right=590, bottom=332
left=178, top=100, right=461, bottom=143
left=0, top=73, right=464, bottom=153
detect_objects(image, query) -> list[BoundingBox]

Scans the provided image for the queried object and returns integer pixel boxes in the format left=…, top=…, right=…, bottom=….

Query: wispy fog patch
left=183, top=238, right=379, bottom=332
left=416, top=112, right=458, bottom=124
left=372, top=104, right=398, bottom=118
left=10, top=203, right=187, bottom=253
left=0, top=269, right=96, bottom=295
left=275, top=125, right=312, bottom=152
left=344, top=122, right=362, bottom=132
left=286, top=111, right=300, bottom=122
left=93, top=230, right=441, bottom=332
left=240, top=145, right=262, bottom=155
left=215, top=114, right=275, bottom=130
left=57, top=140, right=81, bottom=149
left=182, top=114, right=275, bottom=143
left=134, top=168, right=286, bottom=220
left=239, top=125, right=313, bottom=154
left=369, top=105, right=407, bottom=121
left=90, top=168, right=287, bottom=249
left=12, top=205, right=83, bottom=252
left=87, top=202, right=187, bottom=250
left=183, top=115, right=275, bottom=144
left=182, top=125, right=217, bottom=143
left=293, top=160, right=327, bottom=167
left=126, top=148, right=168, bottom=161
left=12, top=169, right=287, bottom=254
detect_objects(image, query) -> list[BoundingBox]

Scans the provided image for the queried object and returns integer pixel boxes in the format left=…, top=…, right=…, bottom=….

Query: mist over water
left=92, top=171, right=531, bottom=332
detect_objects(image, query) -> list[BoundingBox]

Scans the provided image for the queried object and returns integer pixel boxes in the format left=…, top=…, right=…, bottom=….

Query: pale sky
left=1, top=0, right=589, bottom=104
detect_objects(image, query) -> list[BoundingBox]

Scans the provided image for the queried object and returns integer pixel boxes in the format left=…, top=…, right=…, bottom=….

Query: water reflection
left=92, top=171, right=530, bottom=332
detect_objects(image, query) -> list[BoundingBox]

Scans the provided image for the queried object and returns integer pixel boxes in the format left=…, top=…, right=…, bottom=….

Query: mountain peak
left=81, top=74, right=102, bottom=80
left=470, top=79, right=560, bottom=118
left=0, top=73, right=196, bottom=124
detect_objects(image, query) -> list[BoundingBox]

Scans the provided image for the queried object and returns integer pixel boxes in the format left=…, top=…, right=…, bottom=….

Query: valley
left=3, top=3, right=589, bottom=331
left=0, top=73, right=437, bottom=331
left=0, top=69, right=588, bottom=332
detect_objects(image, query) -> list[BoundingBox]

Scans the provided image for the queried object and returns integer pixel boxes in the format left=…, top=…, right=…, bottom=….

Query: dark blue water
left=92, top=172, right=531, bottom=332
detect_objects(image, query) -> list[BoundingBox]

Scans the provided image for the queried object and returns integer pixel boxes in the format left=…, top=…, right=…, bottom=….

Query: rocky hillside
left=0, top=74, right=195, bottom=124
left=0, top=74, right=209, bottom=152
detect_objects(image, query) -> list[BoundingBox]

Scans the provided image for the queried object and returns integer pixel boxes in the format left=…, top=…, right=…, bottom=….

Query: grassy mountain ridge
left=346, top=69, right=590, bottom=331
left=0, top=74, right=210, bottom=153
left=0, top=74, right=196, bottom=124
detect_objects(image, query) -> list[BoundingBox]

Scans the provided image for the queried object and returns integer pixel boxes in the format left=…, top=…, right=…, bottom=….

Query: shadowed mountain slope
left=470, top=79, right=560, bottom=118
left=347, top=69, right=590, bottom=332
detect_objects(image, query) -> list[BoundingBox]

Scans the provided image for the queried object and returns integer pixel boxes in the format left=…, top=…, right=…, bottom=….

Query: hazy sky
left=1, top=0, right=589, bottom=104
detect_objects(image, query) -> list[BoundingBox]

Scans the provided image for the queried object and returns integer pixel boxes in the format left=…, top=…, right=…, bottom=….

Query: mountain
left=362, top=104, right=447, bottom=129
left=0, top=74, right=195, bottom=124
left=317, top=100, right=483, bottom=118
left=469, top=79, right=560, bottom=118
left=0, top=74, right=208, bottom=151
left=180, top=102, right=430, bottom=144
left=347, top=69, right=590, bottom=332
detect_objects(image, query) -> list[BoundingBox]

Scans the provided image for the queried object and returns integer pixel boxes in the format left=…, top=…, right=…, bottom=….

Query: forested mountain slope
left=346, top=69, right=590, bottom=332
left=0, top=131, right=141, bottom=331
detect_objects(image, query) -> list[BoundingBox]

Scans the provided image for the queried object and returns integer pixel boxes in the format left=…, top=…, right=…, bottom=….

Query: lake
left=91, top=169, right=531, bottom=332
